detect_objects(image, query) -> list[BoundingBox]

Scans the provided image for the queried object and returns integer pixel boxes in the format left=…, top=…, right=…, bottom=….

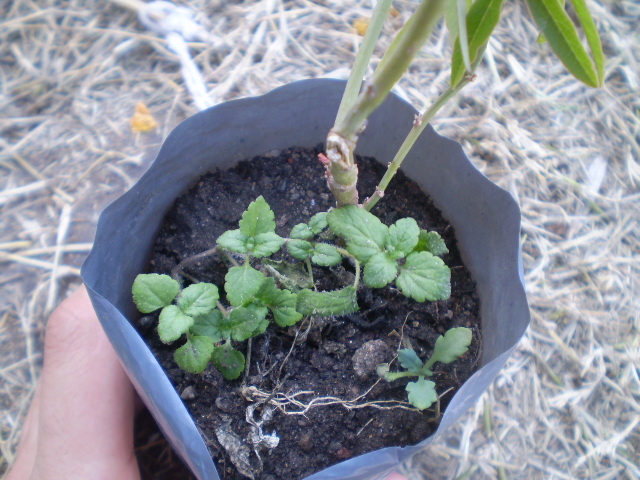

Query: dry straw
left=1, top=0, right=638, bottom=478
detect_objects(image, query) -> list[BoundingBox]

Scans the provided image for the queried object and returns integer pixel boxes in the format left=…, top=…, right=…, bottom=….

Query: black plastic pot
left=82, top=79, right=529, bottom=480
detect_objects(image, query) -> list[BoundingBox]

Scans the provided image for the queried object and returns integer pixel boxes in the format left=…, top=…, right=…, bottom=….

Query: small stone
left=352, top=340, right=393, bottom=379
left=215, top=393, right=235, bottom=413
left=298, top=434, right=313, bottom=452
left=181, top=385, right=197, bottom=400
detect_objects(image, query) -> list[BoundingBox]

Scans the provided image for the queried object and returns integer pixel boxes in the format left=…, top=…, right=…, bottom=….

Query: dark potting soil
left=137, top=146, right=481, bottom=480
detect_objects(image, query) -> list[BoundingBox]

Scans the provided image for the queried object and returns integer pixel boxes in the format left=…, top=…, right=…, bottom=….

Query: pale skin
left=7, top=286, right=408, bottom=480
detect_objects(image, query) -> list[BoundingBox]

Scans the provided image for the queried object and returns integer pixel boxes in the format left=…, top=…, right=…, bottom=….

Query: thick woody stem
left=323, top=130, right=359, bottom=206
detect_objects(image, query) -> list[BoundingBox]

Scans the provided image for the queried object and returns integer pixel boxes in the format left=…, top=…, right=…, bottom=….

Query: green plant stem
left=305, top=257, right=314, bottom=286
left=335, top=0, right=449, bottom=142
left=326, top=0, right=448, bottom=206
left=335, top=0, right=393, bottom=127
left=217, top=301, right=228, bottom=316
left=363, top=48, right=486, bottom=211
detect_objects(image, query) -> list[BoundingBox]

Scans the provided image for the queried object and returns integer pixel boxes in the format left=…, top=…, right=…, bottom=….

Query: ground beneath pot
left=137, top=146, right=481, bottom=480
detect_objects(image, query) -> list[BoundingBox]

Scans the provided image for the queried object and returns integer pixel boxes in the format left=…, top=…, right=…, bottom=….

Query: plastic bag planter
left=82, top=79, right=529, bottom=480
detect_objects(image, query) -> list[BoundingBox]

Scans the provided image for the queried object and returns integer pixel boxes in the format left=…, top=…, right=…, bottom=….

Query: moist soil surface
left=137, top=145, right=481, bottom=480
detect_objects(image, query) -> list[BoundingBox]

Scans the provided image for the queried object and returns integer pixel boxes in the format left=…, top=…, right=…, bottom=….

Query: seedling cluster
left=133, top=196, right=467, bottom=410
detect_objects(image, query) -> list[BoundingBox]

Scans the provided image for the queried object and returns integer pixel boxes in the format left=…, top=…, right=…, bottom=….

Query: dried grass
left=1, top=0, right=638, bottom=478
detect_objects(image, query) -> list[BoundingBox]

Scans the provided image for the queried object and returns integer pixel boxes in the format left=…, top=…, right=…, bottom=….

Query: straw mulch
left=1, top=0, right=638, bottom=478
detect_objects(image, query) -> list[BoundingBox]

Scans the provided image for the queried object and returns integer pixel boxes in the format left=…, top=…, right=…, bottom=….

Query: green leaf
left=327, top=206, right=387, bottom=262
left=290, top=223, right=313, bottom=240
left=309, top=212, right=329, bottom=234
left=396, top=252, right=451, bottom=302
left=287, top=239, right=313, bottom=260
left=568, top=0, right=604, bottom=86
left=415, top=230, right=449, bottom=256
left=296, top=286, right=359, bottom=316
left=311, top=243, right=342, bottom=267
left=262, top=259, right=314, bottom=291
left=211, top=345, right=245, bottom=380
left=191, top=309, right=224, bottom=342
left=174, top=336, right=214, bottom=374
left=386, top=218, right=420, bottom=257
left=363, top=252, right=398, bottom=288
left=177, top=283, right=219, bottom=316
left=457, top=0, right=471, bottom=71
left=225, top=265, right=265, bottom=307
left=451, top=0, right=506, bottom=87
left=425, top=327, right=472, bottom=369
left=132, top=274, right=180, bottom=313
left=239, top=196, right=276, bottom=236
left=256, top=278, right=303, bottom=327
left=398, top=348, right=424, bottom=375
left=251, top=232, right=285, bottom=258
left=228, top=305, right=269, bottom=341
left=406, top=377, right=438, bottom=410
left=217, top=229, right=249, bottom=254
left=158, top=305, right=194, bottom=343
left=526, top=0, right=601, bottom=87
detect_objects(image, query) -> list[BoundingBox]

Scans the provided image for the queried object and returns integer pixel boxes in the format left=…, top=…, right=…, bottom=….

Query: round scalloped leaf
left=177, top=283, right=219, bottom=317
left=396, top=251, right=451, bottom=302
left=311, top=243, right=342, bottom=267
left=363, top=252, right=398, bottom=288
left=132, top=274, right=179, bottom=313
left=406, top=377, right=438, bottom=410
left=211, top=346, right=245, bottom=380
left=174, top=336, right=214, bottom=374
left=158, top=305, right=194, bottom=343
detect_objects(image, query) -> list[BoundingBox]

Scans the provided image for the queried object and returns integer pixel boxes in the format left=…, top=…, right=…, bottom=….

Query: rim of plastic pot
left=81, top=78, right=530, bottom=480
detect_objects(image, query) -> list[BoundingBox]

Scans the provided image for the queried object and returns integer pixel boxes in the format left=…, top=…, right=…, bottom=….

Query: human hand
left=7, top=286, right=140, bottom=480
left=7, top=285, right=409, bottom=480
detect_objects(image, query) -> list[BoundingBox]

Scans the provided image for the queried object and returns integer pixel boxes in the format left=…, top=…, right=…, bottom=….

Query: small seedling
left=377, top=327, right=473, bottom=410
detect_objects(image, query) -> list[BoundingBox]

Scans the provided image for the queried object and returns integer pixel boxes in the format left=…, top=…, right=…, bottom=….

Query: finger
left=5, top=387, right=41, bottom=479
left=31, top=286, right=139, bottom=479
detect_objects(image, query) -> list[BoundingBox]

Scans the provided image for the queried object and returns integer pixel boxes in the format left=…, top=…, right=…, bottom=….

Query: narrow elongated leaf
left=457, top=0, right=471, bottom=71
left=451, top=0, right=506, bottom=87
left=526, top=0, right=600, bottom=87
left=158, top=305, right=194, bottom=343
left=296, top=286, right=359, bottom=316
left=174, top=336, right=214, bottom=374
left=425, top=327, right=472, bottom=369
left=177, top=283, right=219, bottom=316
left=568, top=0, right=604, bottom=86
left=132, top=274, right=179, bottom=313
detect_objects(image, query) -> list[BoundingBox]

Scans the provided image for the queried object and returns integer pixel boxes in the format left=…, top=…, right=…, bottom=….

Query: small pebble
left=181, top=385, right=197, bottom=400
